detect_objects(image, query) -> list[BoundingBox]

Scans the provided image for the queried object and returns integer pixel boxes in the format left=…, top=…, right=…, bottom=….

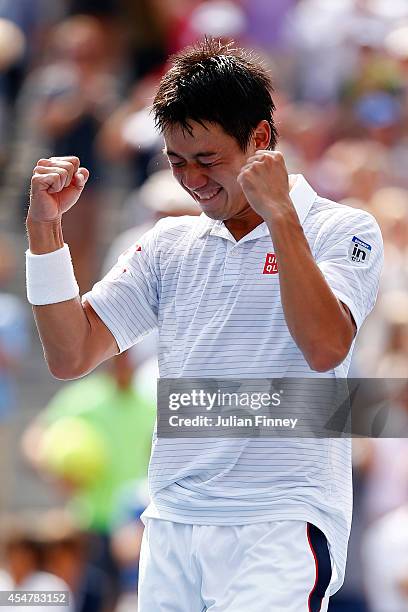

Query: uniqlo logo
left=263, top=253, right=278, bottom=274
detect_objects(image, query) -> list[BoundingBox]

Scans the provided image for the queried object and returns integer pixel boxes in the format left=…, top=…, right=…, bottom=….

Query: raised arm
left=238, top=151, right=356, bottom=372
left=26, top=156, right=118, bottom=379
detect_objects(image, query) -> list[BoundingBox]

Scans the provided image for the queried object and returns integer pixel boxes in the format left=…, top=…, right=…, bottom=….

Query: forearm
left=267, top=209, right=354, bottom=371
left=27, top=217, right=90, bottom=376
left=33, top=297, right=94, bottom=378
left=27, top=216, right=64, bottom=254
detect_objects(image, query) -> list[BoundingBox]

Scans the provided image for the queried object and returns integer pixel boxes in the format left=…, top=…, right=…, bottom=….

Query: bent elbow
left=308, top=355, right=337, bottom=373
left=306, top=345, right=350, bottom=373
left=47, top=357, right=89, bottom=381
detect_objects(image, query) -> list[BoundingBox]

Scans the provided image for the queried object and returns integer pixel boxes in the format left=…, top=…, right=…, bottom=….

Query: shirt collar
left=289, top=174, right=317, bottom=225
left=196, top=174, right=316, bottom=239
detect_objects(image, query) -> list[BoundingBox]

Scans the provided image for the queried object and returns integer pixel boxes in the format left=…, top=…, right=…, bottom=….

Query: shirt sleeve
left=315, top=209, right=384, bottom=331
left=83, top=225, right=160, bottom=353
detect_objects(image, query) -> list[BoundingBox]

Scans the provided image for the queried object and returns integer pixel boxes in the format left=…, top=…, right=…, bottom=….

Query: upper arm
left=81, top=224, right=160, bottom=356
left=316, top=209, right=384, bottom=333
left=81, top=299, right=120, bottom=374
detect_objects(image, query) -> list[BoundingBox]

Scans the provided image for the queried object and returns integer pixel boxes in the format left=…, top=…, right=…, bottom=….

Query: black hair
left=153, top=38, right=278, bottom=151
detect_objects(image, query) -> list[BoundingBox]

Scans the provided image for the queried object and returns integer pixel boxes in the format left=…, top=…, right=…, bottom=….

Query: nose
left=180, top=165, right=208, bottom=191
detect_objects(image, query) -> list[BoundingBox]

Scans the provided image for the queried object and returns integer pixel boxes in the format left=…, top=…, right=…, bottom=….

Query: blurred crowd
left=1, top=0, right=408, bottom=610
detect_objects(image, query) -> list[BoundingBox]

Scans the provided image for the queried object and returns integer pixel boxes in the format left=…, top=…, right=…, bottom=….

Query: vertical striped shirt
left=84, top=175, right=383, bottom=594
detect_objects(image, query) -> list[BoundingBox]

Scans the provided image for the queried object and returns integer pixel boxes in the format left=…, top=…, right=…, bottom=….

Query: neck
left=224, top=208, right=264, bottom=241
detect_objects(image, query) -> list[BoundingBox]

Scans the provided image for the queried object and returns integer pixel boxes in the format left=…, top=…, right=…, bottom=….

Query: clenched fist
left=28, top=156, right=89, bottom=223
left=237, top=151, right=291, bottom=223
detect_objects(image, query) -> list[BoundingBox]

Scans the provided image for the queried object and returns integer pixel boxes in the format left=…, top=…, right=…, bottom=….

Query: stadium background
left=1, top=0, right=408, bottom=610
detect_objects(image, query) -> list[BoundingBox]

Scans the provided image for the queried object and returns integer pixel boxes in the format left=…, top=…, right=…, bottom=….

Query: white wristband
left=26, top=244, right=79, bottom=305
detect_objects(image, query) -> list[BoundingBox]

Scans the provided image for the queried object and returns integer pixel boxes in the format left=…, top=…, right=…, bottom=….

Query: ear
left=253, top=120, right=271, bottom=150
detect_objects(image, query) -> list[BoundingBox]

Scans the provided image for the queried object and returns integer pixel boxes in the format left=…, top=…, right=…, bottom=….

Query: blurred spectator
left=277, top=101, right=334, bottom=184
left=362, top=504, right=408, bottom=612
left=242, top=0, right=296, bottom=51
left=288, top=0, right=400, bottom=102
left=0, top=234, right=29, bottom=512
left=179, top=0, right=247, bottom=47
left=328, top=447, right=369, bottom=612
left=354, top=291, right=408, bottom=377
left=138, top=0, right=201, bottom=55
left=30, top=14, right=122, bottom=291
left=110, top=479, right=149, bottom=612
left=369, top=189, right=408, bottom=290
left=0, top=514, right=73, bottom=612
left=0, top=0, right=67, bottom=176
left=97, top=71, right=164, bottom=189
left=22, top=350, right=155, bottom=610
left=312, top=139, right=390, bottom=203
left=40, top=509, right=109, bottom=612
left=375, top=304, right=408, bottom=379
left=67, top=0, right=117, bottom=18
left=359, top=435, right=408, bottom=526
left=0, top=0, right=64, bottom=105
left=0, top=19, right=26, bottom=172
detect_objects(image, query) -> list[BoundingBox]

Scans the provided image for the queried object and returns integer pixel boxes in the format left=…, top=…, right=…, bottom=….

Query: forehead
left=163, top=120, right=239, bottom=156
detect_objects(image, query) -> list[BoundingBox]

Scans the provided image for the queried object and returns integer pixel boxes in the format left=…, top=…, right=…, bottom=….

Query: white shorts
left=138, top=519, right=333, bottom=611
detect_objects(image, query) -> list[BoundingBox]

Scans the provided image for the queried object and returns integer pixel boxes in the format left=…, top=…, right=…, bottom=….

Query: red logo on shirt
left=263, top=253, right=278, bottom=274
left=135, top=244, right=142, bottom=252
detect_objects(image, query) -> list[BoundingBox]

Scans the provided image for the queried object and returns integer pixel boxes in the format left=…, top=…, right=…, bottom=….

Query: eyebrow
left=165, top=149, right=217, bottom=159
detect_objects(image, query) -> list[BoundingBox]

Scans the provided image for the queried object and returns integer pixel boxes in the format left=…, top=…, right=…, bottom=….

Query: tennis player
left=26, top=39, right=383, bottom=611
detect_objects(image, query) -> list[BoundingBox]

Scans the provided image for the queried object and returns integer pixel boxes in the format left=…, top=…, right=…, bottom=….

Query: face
left=164, top=120, right=267, bottom=224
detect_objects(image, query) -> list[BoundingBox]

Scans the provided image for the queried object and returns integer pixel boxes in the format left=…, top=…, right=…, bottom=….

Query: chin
left=201, top=209, right=228, bottom=221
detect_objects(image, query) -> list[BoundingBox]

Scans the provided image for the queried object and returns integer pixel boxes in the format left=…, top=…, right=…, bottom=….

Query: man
left=26, top=39, right=383, bottom=610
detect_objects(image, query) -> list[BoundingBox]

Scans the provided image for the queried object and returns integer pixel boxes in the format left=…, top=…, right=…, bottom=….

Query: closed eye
left=169, top=161, right=185, bottom=168
left=169, top=160, right=217, bottom=168
left=198, top=160, right=219, bottom=168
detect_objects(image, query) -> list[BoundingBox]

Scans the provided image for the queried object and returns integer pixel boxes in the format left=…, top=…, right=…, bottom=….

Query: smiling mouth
left=193, top=187, right=223, bottom=203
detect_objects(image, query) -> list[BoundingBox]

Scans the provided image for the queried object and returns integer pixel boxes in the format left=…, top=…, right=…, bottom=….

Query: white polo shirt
left=84, top=175, right=383, bottom=594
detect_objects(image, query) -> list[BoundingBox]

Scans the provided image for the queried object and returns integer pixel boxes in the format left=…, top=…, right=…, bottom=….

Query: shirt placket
left=223, top=242, right=243, bottom=287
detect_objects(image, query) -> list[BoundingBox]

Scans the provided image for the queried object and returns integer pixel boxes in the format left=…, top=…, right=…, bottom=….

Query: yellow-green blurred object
left=40, top=416, right=108, bottom=486
left=42, top=373, right=156, bottom=532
